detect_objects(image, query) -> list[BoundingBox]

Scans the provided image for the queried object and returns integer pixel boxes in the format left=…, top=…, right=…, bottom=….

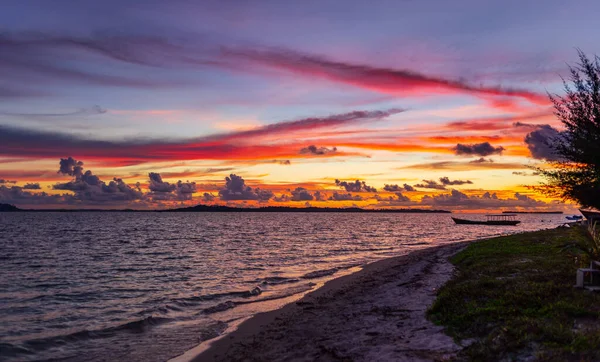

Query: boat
left=452, top=214, right=521, bottom=226
left=580, top=209, right=600, bottom=221
left=566, top=215, right=584, bottom=221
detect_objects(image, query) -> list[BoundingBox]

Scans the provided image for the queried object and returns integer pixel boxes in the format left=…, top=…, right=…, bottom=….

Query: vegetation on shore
left=428, top=226, right=600, bottom=361
left=536, top=51, right=600, bottom=210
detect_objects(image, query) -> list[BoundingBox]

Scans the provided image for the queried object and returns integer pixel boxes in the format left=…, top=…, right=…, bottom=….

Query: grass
left=428, top=226, right=600, bottom=361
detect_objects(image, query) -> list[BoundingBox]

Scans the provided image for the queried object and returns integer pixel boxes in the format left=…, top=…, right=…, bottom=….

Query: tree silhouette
left=537, top=51, right=600, bottom=209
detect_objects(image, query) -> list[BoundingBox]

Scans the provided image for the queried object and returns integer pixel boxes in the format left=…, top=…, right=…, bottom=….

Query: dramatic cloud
left=0, top=34, right=189, bottom=95
left=0, top=33, right=547, bottom=106
left=512, top=171, right=540, bottom=176
left=403, top=184, right=416, bottom=192
left=22, top=183, right=41, bottom=190
left=335, top=179, right=377, bottom=192
left=149, top=172, right=177, bottom=193
left=421, top=190, right=546, bottom=209
left=146, top=173, right=198, bottom=201
left=226, top=47, right=548, bottom=104
left=0, top=185, right=71, bottom=206
left=439, top=177, right=473, bottom=186
left=219, top=174, right=273, bottom=201
left=176, top=180, right=197, bottom=200
left=469, top=157, right=494, bottom=164
left=0, top=109, right=401, bottom=163
left=58, top=157, right=84, bottom=177
left=299, top=145, right=337, bottom=155
left=401, top=160, right=527, bottom=171
left=523, top=124, right=563, bottom=161
left=273, top=194, right=291, bottom=202
left=414, top=177, right=472, bottom=190
left=328, top=192, right=363, bottom=201
left=375, top=192, right=411, bottom=204
left=453, top=142, right=505, bottom=157
left=395, top=192, right=410, bottom=202
left=53, top=157, right=143, bottom=203
left=0, top=179, right=17, bottom=184
left=313, top=191, right=325, bottom=201
left=383, top=184, right=402, bottom=192
left=383, top=184, right=415, bottom=192
left=414, top=180, right=447, bottom=190
left=202, top=193, right=216, bottom=202
left=290, top=187, right=314, bottom=201
left=0, top=105, right=106, bottom=118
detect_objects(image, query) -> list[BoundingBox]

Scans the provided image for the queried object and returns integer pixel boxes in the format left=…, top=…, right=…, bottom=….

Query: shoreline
left=179, top=241, right=471, bottom=362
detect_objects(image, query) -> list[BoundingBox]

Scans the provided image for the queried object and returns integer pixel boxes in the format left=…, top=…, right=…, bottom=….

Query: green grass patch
left=428, top=226, right=600, bottom=361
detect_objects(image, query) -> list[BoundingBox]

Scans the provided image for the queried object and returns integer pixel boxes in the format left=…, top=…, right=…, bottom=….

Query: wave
left=172, top=286, right=263, bottom=307
left=202, top=284, right=315, bottom=315
left=300, top=268, right=339, bottom=279
left=259, top=276, right=301, bottom=285
left=17, top=315, right=172, bottom=353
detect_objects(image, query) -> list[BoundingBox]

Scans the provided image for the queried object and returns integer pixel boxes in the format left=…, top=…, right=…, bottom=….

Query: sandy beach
left=188, top=242, right=469, bottom=362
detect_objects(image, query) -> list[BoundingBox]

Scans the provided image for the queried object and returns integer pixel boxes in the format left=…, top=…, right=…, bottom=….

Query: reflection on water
left=0, top=212, right=566, bottom=361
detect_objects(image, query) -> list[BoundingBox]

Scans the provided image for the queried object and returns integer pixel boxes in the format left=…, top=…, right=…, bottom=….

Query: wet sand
left=190, top=242, right=468, bottom=362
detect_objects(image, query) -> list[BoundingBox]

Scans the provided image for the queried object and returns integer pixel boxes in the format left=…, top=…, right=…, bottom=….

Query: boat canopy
left=485, top=214, right=518, bottom=221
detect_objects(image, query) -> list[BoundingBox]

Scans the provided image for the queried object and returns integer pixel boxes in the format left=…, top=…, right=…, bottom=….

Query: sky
left=0, top=0, right=597, bottom=211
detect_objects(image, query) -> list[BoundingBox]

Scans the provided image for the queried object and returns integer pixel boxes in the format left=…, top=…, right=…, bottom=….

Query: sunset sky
left=1, top=0, right=597, bottom=211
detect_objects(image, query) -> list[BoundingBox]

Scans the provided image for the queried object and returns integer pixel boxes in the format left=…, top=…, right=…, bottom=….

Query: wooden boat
left=452, top=214, right=521, bottom=226
left=580, top=209, right=600, bottom=221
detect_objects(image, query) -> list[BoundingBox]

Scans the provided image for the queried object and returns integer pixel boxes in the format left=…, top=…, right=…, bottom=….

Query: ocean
left=0, top=212, right=567, bottom=361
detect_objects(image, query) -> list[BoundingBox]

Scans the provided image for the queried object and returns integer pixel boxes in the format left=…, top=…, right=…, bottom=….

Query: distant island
left=0, top=203, right=19, bottom=212
left=502, top=211, right=564, bottom=214
left=167, top=205, right=452, bottom=213
left=0, top=203, right=451, bottom=213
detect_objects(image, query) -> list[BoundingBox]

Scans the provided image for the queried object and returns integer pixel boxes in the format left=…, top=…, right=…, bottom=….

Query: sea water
left=0, top=212, right=566, bottom=361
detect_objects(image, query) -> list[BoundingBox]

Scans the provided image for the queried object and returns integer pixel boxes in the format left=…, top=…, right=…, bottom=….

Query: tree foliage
left=537, top=51, right=600, bottom=209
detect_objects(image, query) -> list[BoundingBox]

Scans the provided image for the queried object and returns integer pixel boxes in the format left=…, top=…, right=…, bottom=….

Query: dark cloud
left=512, top=171, right=541, bottom=176
left=58, top=157, right=84, bottom=177
left=438, top=177, right=473, bottom=186
left=149, top=172, right=177, bottom=193
left=225, top=47, right=548, bottom=104
left=383, top=183, right=416, bottom=192
left=0, top=109, right=400, bottom=162
left=22, top=183, right=41, bottom=190
left=401, top=160, right=526, bottom=171
left=0, top=32, right=546, bottom=106
left=513, top=122, right=542, bottom=129
left=0, top=34, right=187, bottom=96
left=395, top=192, right=410, bottom=202
left=147, top=173, right=197, bottom=201
left=374, top=191, right=411, bottom=204
left=383, top=184, right=402, bottom=192
left=0, top=179, right=17, bottom=184
left=403, top=183, right=416, bottom=192
left=273, top=194, right=291, bottom=202
left=421, top=189, right=546, bottom=209
left=202, top=193, right=216, bottom=202
left=328, top=192, right=363, bottom=201
left=523, top=124, right=563, bottom=161
left=0, top=105, right=106, bottom=118
left=335, top=179, right=377, bottom=192
left=453, top=142, right=505, bottom=157
left=314, top=191, right=325, bottom=201
left=0, top=185, right=72, bottom=205
left=219, top=174, right=273, bottom=201
left=299, top=145, right=337, bottom=155
left=469, top=157, right=494, bottom=163
left=290, top=187, right=314, bottom=201
left=414, top=180, right=446, bottom=190
left=176, top=180, right=197, bottom=200
left=54, top=157, right=143, bottom=202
